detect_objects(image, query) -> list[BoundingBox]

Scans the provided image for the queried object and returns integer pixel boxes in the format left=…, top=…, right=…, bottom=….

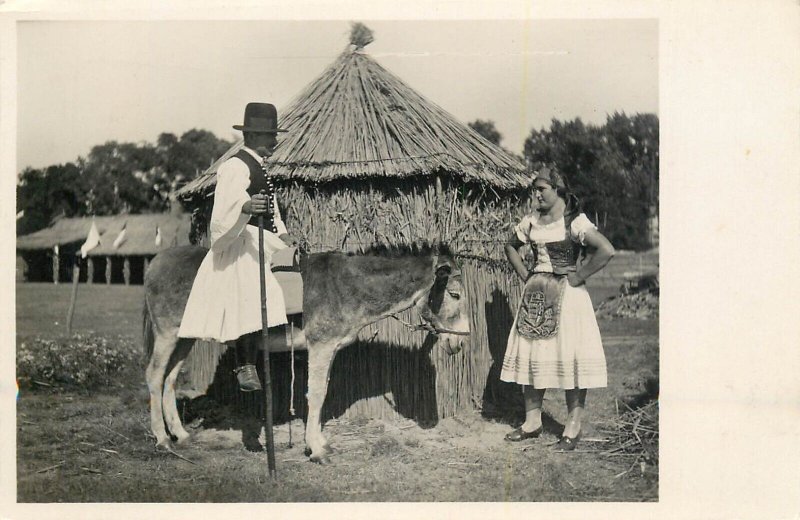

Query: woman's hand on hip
left=242, top=193, right=269, bottom=215
left=567, top=272, right=585, bottom=287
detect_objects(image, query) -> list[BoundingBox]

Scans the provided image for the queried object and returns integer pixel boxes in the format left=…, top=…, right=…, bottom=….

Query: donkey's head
left=416, top=253, right=470, bottom=355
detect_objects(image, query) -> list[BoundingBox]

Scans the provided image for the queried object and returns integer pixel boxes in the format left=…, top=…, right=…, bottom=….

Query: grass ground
left=16, top=282, right=658, bottom=502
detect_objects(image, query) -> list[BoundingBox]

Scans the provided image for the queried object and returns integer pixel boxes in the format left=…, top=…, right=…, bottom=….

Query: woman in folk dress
left=501, top=166, right=615, bottom=450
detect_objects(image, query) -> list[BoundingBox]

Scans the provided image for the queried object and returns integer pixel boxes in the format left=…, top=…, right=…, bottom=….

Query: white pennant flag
left=154, top=225, right=163, bottom=247
left=112, top=221, right=127, bottom=249
left=80, top=220, right=101, bottom=258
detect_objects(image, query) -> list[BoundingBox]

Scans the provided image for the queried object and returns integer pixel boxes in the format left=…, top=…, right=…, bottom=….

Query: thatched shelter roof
left=176, top=29, right=529, bottom=200
left=16, top=216, right=117, bottom=251
left=17, top=213, right=190, bottom=255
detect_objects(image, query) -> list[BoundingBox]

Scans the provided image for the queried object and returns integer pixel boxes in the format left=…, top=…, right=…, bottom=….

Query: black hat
left=233, top=102, right=288, bottom=133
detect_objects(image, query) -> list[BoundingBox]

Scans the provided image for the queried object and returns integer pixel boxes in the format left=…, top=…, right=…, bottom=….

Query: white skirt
left=178, top=225, right=288, bottom=343
left=500, top=280, right=607, bottom=389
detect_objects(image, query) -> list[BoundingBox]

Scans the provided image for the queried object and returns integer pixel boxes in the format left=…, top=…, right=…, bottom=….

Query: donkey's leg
left=162, top=338, right=195, bottom=444
left=304, top=339, right=341, bottom=464
left=145, top=333, right=177, bottom=449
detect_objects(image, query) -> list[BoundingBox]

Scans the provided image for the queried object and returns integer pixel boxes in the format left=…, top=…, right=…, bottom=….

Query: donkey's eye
left=447, top=291, right=461, bottom=300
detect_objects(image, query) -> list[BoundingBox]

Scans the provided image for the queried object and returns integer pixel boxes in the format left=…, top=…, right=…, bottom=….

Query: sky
left=16, top=18, right=657, bottom=170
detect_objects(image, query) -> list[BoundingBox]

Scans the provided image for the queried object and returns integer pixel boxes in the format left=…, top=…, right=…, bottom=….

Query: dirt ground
left=16, top=282, right=658, bottom=502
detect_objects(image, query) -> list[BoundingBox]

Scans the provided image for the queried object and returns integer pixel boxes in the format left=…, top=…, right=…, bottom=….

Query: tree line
left=18, top=112, right=658, bottom=250
left=472, top=112, right=659, bottom=250
left=16, top=129, right=233, bottom=236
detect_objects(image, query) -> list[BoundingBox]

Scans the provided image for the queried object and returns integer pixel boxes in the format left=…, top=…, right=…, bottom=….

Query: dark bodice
left=522, top=215, right=584, bottom=275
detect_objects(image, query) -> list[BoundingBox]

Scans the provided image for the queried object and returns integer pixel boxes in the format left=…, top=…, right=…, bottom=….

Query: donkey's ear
left=435, top=263, right=452, bottom=279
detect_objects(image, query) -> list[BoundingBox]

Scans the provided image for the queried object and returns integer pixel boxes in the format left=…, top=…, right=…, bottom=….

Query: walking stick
left=258, top=207, right=277, bottom=479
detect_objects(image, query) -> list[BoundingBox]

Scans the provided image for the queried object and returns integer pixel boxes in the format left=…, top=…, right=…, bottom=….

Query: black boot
left=234, top=333, right=262, bottom=392
left=235, top=364, right=261, bottom=392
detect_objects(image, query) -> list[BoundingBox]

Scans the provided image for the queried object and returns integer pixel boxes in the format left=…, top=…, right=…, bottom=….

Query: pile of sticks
left=599, top=399, right=659, bottom=469
left=595, top=291, right=659, bottom=320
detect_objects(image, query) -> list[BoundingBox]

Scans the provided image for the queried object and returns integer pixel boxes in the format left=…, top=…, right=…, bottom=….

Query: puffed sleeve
left=209, top=158, right=251, bottom=252
left=513, top=215, right=534, bottom=244
left=569, top=213, right=597, bottom=245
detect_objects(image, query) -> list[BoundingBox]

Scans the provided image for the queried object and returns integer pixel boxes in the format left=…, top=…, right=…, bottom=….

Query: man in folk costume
left=179, top=102, right=296, bottom=391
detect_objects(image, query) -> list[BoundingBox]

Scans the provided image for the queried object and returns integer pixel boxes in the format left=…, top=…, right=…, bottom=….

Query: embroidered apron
left=516, top=217, right=583, bottom=340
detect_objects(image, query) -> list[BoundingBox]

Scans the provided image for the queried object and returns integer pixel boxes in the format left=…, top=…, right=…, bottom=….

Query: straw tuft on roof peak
left=349, top=22, right=374, bottom=50
left=174, top=28, right=530, bottom=199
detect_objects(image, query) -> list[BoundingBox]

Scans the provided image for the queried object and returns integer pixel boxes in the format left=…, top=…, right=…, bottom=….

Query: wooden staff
left=258, top=210, right=277, bottom=479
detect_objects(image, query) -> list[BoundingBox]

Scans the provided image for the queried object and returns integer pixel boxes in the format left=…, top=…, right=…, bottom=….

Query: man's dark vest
left=233, top=149, right=276, bottom=232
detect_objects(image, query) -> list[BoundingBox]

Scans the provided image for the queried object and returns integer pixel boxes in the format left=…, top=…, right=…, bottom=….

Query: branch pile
left=595, top=291, right=659, bottom=320
left=598, top=399, right=659, bottom=469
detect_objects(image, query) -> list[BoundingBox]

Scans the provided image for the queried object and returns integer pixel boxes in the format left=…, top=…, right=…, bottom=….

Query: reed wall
left=179, top=179, right=535, bottom=422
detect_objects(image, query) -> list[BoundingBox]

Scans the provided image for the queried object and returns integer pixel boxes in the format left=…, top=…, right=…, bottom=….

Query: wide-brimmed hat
left=233, top=102, right=288, bottom=133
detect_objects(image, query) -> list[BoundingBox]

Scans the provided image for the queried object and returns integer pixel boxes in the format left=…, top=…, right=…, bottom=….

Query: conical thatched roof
left=176, top=38, right=529, bottom=199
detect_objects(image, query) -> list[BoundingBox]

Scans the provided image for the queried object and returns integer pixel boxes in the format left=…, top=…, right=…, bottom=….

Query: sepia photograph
left=12, top=16, right=659, bottom=502
left=2, top=1, right=798, bottom=518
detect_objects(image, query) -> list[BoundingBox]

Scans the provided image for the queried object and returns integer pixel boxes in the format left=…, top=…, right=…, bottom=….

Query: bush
left=17, top=334, right=140, bottom=390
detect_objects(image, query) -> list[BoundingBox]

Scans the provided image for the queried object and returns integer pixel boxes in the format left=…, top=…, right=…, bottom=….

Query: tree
left=16, top=162, right=85, bottom=235
left=145, top=129, right=233, bottom=206
left=79, top=141, right=159, bottom=215
left=468, top=119, right=502, bottom=146
left=16, top=129, right=234, bottom=231
left=523, top=113, right=659, bottom=250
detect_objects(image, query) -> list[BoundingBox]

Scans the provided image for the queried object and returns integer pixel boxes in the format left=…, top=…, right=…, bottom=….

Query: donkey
left=143, top=243, right=470, bottom=464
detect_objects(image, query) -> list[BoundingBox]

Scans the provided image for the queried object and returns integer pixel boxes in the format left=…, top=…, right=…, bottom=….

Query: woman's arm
left=567, top=228, right=615, bottom=287
left=505, top=234, right=530, bottom=282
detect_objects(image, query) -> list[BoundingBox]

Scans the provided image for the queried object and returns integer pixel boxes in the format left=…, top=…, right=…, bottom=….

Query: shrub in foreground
left=17, top=334, right=140, bottom=391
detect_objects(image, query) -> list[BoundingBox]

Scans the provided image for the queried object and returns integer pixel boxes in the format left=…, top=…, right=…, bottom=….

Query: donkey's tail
left=143, top=295, right=155, bottom=363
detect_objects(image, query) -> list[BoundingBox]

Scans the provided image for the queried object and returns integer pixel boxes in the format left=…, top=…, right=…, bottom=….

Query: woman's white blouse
left=513, top=212, right=596, bottom=273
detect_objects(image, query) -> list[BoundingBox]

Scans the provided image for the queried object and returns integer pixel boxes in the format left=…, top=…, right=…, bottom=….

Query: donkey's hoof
left=155, top=439, right=174, bottom=452
left=310, top=453, right=332, bottom=465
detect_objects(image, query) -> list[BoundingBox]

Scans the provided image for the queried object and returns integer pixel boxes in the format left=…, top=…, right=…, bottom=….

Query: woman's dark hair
left=558, top=185, right=582, bottom=220
left=531, top=162, right=582, bottom=219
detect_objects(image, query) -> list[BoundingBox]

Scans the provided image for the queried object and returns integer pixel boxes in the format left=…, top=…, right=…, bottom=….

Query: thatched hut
left=175, top=25, right=536, bottom=423
left=17, top=212, right=190, bottom=285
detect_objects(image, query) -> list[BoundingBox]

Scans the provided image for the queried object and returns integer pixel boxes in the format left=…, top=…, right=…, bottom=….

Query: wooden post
left=123, top=257, right=131, bottom=285
left=52, top=246, right=60, bottom=284
left=105, top=256, right=112, bottom=284
left=66, top=255, right=81, bottom=335
left=87, top=257, right=94, bottom=285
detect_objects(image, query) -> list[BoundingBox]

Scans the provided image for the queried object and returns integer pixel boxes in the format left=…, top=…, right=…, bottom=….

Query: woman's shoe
left=556, top=430, right=582, bottom=451
left=504, top=426, right=543, bottom=442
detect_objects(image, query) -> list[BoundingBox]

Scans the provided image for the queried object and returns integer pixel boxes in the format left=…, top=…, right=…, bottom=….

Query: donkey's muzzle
left=439, top=332, right=468, bottom=355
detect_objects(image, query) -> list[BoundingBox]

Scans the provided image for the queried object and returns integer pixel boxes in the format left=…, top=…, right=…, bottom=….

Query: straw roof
left=16, top=216, right=117, bottom=251
left=176, top=39, right=529, bottom=199
left=17, top=213, right=191, bottom=255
